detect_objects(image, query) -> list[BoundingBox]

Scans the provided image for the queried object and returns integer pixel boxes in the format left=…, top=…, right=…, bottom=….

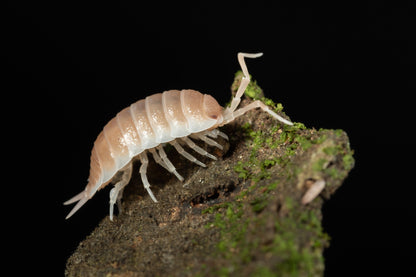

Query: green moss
left=261, top=98, right=284, bottom=113
left=250, top=196, right=269, bottom=213
left=334, top=129, right=344, bottom=137
left=265, top=181, right=278, bottom=192
left=324, top=167, right=343, bottom=180
left=323, top=146, right=338, bottom=156
left=202, top=180, right=328, bottom=276
left=253, top=266, right=276, bottom=277
left=232, top=71, right=263, bottom=100
left=322, top=139, right=355, bottom=175
left=205, top=199, right=251, bottom=265
left=245, top=79, right=263, bottom=100
left=313, top=158, right=328, bottom=172
left=234, top=113, right=354, bottom=193
left=284, top=122, right=306, bottom=132
left=202, top=177, right=273, bottom=273
left=234, top=161, right=250, bottom=180
left=343, top=151, right=355, bottom=170
left=233, top=115, right=315, bottom=184
left=259, top=198, right=328, bottom=276
left=202, top=201, right=235, bottom=215
left=295, top=136, right=313, bottom=150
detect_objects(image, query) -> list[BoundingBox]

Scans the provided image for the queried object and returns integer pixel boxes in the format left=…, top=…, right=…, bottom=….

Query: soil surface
left=65, top=74, right=354, bottom=277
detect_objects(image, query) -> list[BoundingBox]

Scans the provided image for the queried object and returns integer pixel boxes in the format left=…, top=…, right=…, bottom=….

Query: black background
left=4, top=1, right=414, bottom=276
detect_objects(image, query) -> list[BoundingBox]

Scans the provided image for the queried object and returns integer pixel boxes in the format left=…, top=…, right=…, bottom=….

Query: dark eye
left=209, top=114, right=218, bottom=119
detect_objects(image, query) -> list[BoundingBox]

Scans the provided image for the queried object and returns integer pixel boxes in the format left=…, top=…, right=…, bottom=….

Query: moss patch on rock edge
left=65, top=74, right=354, bottom=277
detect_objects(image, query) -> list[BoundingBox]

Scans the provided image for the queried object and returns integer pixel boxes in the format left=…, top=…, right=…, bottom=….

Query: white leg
left=193, top=133, right=223, bottom=150
left=170, top=140, right=206, bottom=167
left=156, top=145, right=184, bottom=181
left=148, top=148, right=169, bottom=171
left=232, top=100, right=293, bottom=126
left=206, top=129, right=229, bottom=140
left=139, top=152, right=158, bottom=203
left=180, top=137, right=217, bottom=160
left=109, top=162, right=133, bottom=221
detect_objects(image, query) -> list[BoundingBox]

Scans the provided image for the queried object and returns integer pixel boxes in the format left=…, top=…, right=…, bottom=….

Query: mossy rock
left=65, top=73, right=354, bottom=277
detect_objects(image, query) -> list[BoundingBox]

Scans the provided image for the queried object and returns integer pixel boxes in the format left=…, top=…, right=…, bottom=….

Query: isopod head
left=203, top=94, right=223, bottom=122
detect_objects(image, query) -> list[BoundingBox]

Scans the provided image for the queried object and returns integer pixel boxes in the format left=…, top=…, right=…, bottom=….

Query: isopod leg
left=170, top=140, right=206, bottom=167
left=148, top=148, right=169, bottom=171
left=139, top=152, right=158, bottom=203
left=156, top=145, right=184, bottom=181
left=109, top=162, right=133, bottom=221
left=231, top=100, right=293, bottom=126
left=193, top=134, right=223, bottom=150
left=206, top=129, right=229, bottom=140
left=180, top=137, right=217, bottom=160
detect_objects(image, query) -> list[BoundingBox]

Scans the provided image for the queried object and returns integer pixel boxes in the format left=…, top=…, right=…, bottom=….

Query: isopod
left=64, top=52, right=293, bottom=220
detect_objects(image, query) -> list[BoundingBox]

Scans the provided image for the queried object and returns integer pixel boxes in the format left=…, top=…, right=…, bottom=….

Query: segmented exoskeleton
left=64, top=52, right=293, bottom=220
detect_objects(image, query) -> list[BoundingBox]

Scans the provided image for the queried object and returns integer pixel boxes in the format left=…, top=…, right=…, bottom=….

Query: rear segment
left=63, top=145, right=105, bottom=219
left=64, top=118, right=134, bottom=219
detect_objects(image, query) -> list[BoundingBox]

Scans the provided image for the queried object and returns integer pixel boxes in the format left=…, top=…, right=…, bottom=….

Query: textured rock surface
left=65, top=74, right=354, bottom=277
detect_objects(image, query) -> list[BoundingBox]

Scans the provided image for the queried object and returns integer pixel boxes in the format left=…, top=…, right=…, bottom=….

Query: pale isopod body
left=64, top=52, right=293, bottom=220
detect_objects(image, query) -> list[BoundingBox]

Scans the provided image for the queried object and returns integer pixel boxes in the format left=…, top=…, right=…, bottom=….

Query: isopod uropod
left=64, top=52, right=293, bottom=220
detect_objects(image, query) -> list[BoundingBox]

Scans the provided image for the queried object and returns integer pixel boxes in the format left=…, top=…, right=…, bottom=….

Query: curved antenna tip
left=239, top=52, right=263, bottom=59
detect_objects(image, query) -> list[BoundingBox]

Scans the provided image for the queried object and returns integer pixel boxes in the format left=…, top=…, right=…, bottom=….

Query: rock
left=65, top=73, right=354, bottom=277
